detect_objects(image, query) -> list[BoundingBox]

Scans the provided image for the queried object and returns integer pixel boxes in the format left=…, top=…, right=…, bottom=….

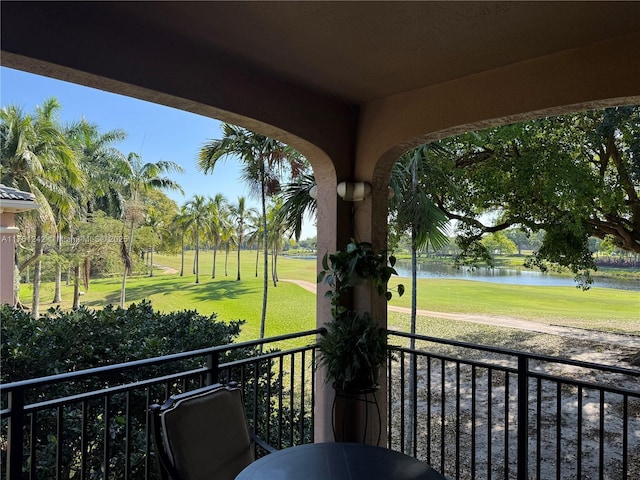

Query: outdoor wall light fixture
left=337, top=181, right=372, bottom=202
left=308, top=182, right=373, bottom=202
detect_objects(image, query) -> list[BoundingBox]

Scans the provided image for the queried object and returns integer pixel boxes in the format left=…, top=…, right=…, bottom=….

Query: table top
left=235, top=442, right=446, bottom=480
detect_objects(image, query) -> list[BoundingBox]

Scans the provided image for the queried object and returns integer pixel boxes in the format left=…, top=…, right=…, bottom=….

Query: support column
left=350, top=176, right=394, bottom=447
left=0, top=213, right=19, bottom=306
left=313, top=167, right=354, bottom=443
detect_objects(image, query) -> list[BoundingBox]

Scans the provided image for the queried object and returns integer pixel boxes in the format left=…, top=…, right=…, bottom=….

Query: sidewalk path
left=280, top=279, right=640, bottom=349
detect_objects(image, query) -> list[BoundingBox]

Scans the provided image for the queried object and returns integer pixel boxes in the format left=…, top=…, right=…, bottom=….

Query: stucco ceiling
left=115, top=1, right=640, bottom=103
left=3, top=1, right=640, bottom=106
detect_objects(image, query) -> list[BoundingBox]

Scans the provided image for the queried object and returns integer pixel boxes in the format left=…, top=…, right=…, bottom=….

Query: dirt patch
left=154, top=264, right=179, bottom=275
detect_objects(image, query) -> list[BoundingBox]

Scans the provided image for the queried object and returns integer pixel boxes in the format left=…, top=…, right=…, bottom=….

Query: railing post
left=517, top=355, right=529, bottom=480
left=7, top=387, right=25, bottom=480
left=206, top=351, right=220, bottom=386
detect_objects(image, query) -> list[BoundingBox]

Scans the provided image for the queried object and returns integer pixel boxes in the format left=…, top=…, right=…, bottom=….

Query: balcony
left=2, top=329, right=638, bottom=479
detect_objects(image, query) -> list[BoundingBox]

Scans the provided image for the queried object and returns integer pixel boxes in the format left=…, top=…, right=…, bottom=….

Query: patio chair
left=149, top=382, right=274, bottom=480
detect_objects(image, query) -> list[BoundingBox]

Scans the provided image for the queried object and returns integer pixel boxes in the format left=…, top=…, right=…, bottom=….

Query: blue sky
left=1, top=66, right=316, bottom=239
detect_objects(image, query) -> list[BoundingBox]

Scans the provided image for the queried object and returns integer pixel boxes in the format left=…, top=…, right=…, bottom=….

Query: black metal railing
left=4, top=328, right=639, bottom=480
left=1, top=329, right=321, bottom=480
left=387, top=330, right=640, bottom=480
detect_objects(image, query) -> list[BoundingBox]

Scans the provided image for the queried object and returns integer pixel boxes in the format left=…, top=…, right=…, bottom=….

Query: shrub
left=1, top=300, right=244, bottom=383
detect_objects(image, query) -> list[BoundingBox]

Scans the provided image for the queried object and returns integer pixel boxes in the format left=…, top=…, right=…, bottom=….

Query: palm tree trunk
left=212, top=240, right=218, bottom=278
left=260, top=162, right=269, bottom=341
left=255, top=244, right=259, bottom=277
left=13, top=261, right=20, bottom=307
left=31, top=223, right=44, bottom=319
left=405, top=159, right=419, bottom=454
left=53, top=263, right=62, bottom=303
left=195, top=230, right=200, bottom=284
left=73, top=261, right=81, bottom=308
left=180, top=235, right=185, bottom=276
left=84, top=257, right=90, bottom=291
left=236, top=241, right=241, bottom=281
left=225, top=245, right=229, bottom=276
left=120, top=262, right=128, bottom=308
left=149, top=246, right=154, bottom=277
left=271, top=245, right=279, bottom=286
left=53, top=233, right=62, bottom=303
left=120, top=220, right=135, bottom=308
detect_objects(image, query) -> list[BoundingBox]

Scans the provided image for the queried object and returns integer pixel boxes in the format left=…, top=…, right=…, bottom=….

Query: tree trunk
left=53, top=233, right=62, bottom=303
left=271, top=245, right=279, bottom=287
left=180, top=235, right=185, bottom=276
left=73, top=261, right=81, bottom=308
left=212, top=239, right=218, bottom=278
left=260, top=160, right=269, bottom=341
left=195, top=230, right=200, bottom=284
left=13, top=251, right=21, bottom=307
left=149, top=246, right=154, bottom=277
left=120, top=220, right=135, bottom=308
left=225, top=246, right=229, bottom=276
left=53, top=262, right=62, bottom=303
left=405, top=159, right=419, bottom=454
left=255, top=244, right=259, bottom=277
left=120, top=262, right=128, bottom=308
left=31, top=223, right=44, bottom=319
left=236, top=242, right=241, bottom=281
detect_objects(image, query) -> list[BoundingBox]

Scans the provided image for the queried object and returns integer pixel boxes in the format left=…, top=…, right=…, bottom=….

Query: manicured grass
left=387, top=277, right=639, bottom=329
left=21, top=252, right=317, bottom=342
left=19, top=251, right=639, bottom=341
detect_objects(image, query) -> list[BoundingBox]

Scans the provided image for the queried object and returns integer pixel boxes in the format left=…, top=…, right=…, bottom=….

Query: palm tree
left=118, top=153, right=183, bottom=306
left=207, top=194, right=228, bottom=279
left=1, top=98, right=83, bottom=317
left=228, top=196, right=257, bottom=281
left=64, top=119, right=127, bottom=303
left=183, top=195, right=209, bottom=284
left=389, top=144, right=451, bottom=453
left=219, top=222, right=236, bottom=277
left=267, top=198, right=287, bottom=286
left=279, top=172, right=317, bottom=241
left=245, top=210, right=263, bottom=277
left=172, top=206, right=191, bottom=276
left=198, top=124, right=303, bottom=339
left=66, top=119, right=128, bottom=217
left=145, top=208, right=164, bottom=277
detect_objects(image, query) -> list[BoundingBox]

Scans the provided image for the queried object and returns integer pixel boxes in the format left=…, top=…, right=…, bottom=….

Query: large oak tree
left=430, top=106, right=639, bottom=287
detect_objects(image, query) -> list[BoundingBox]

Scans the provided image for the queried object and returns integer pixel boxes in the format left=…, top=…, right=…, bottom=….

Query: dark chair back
left=150, top=383, right=255, bottom=480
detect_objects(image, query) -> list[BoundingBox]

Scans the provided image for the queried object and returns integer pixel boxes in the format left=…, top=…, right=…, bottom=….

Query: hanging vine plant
left=317, top=239, right=404, bottom=392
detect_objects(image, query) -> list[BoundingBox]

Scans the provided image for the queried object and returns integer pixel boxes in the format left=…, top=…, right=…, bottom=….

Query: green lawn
left=18, top=251, right=639, bottom=341
left=387, top=277, right=639, bottom=329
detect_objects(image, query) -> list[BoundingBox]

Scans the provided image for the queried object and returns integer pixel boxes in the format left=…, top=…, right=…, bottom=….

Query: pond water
left=393, top=260, right=640, bottom=291
left=287, top=255, right=639, bottom=291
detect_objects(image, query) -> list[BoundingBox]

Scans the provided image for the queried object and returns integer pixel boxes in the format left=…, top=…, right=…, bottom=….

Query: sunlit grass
left=387, top=277, right=639, bottom=327
left=18, top=251, right=639, bottom=340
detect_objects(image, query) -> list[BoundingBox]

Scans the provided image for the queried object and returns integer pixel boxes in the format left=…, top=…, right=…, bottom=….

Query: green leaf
left=322, top=253, right=329, bottom=270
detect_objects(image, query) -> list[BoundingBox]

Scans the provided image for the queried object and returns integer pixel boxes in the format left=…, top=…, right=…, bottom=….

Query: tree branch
left=454, top=149, right=494, bottom=168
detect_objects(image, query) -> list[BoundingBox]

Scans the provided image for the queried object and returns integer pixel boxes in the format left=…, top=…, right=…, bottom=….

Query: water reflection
left=393, top=260, right=639, bottom=291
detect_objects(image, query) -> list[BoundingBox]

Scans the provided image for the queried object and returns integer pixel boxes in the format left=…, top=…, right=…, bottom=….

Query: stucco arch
left=3, top=0, right=639, bottom=447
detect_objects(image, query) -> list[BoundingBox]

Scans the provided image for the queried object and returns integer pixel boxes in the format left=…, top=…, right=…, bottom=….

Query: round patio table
left=234, top=442, right=446, bottom=480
